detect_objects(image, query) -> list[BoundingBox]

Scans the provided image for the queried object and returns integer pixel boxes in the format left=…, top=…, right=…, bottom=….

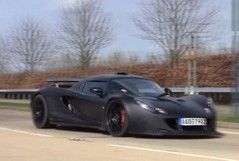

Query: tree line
left=0, top=0, right=217, bottom=73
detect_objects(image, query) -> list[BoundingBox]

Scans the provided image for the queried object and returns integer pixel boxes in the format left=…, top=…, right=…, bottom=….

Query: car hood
left=136, top=96, right=210, bottom=117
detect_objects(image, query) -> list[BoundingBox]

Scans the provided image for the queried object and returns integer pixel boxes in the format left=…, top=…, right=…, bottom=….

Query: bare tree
left=95, top=51, right=141, bottom=67
left=0, top=36, right=9, bottom=73
left=105, top=51, right=126, bottom=67
left=60, top=0, right=113, bottom=68
left=127, top=53, right=141, bottom=65
left=7, top=17, right=54, bottom=73
left=133, top=0, right=217, bottom=66
left=146, top=53, right=162, bottom=64
left=44, top=53, right=78, bottom=71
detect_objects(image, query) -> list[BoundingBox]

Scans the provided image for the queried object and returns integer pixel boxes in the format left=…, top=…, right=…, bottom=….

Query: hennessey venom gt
left=31, top=73, right=217, bottom=137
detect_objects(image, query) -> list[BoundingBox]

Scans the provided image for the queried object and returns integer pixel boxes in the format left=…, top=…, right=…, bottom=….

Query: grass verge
left=0, top=102, right=30, bottom=111
left=218, top=115, right=239, bottom=123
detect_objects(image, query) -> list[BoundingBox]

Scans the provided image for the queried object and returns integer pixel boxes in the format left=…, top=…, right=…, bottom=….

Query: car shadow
left=49, top=126, right=224, bottom=139
left=52, top=126, right=109, bottom=136
left=130, top=132, right=224, bottom=140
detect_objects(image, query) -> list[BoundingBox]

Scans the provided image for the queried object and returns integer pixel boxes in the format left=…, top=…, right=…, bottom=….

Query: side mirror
left=90, top=87, right=104, bottom=97
left=164, top=88, right=173, bottom=96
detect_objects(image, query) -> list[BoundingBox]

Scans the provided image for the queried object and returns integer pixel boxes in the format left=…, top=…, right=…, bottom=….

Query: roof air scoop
left=115, top=72, right=128, bottom=75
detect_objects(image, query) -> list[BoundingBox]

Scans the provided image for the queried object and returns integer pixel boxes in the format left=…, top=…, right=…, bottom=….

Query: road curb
left=217, top=121, right=239, bottom=129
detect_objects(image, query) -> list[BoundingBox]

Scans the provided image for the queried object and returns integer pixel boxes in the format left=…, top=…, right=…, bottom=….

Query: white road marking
left=108, top=144, right=238, bottom=161
left=219, top=130, right=239, bottom=135
left=0, top=127, right=53, bottom=138
left=220, top=131, right=239, bottom=135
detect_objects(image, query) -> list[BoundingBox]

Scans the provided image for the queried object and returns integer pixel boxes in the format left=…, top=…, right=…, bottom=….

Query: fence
left=0, top=89, right=38, bottom=100
left=0, top=87, right=233, bottom=104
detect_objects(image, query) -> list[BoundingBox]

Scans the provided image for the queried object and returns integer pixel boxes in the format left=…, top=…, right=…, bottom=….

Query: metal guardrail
left=0, top=89, right=39, bottom=93
left=0, top=87, right=233, bottom=93
left=0, top=87, right=234, bottom=103
left=0, top=89, right=39, bottom=100
left=171, top=87, right=233, bottom=93
left=170, top=87, right=232, bottom=104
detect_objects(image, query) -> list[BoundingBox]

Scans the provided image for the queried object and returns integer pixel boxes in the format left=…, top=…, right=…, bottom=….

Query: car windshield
left=113, top=78, right=164, bottom=97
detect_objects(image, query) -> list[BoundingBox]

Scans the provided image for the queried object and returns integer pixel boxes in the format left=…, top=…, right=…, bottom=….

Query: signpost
left=232, top=0, right=239, bottom=116
left=185, top=35, right=198, bottom=95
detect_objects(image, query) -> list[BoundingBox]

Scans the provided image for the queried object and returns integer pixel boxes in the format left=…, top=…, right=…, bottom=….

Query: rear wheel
left=31, top=94, right=50, bottom=128
left=106, top=101, right=128, bottom=137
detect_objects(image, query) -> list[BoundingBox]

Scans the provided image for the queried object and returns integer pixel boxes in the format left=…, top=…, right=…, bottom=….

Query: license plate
left=178, top=118, right=207, bottom=126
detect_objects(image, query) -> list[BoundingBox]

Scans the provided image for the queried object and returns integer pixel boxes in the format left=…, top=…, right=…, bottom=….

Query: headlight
left=136, top=100, right=167, bottom=114
left=136, top=100, right=153, bottom=112
left=207, top=98, right=214, bottom=109
left=155, top=107, right=168, bottom=114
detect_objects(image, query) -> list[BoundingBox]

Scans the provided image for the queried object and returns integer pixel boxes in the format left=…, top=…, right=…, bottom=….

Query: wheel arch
left=31, top=88, right=59, bottom=119
left=31, top=94, right=51, bottom=128
left=104, top=97, right=132, bottom=137
left=104, top=96, right=133, bottom=117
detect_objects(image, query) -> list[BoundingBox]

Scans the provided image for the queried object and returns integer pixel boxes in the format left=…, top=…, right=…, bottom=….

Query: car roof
left=84, top=73, right=147, bottom=82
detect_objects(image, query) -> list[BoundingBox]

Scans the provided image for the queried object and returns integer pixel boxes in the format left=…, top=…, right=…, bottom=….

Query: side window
left=83, top=81, right=107, bottom=95
left=109, top=81, right=125, bottom=94
left=72, top=82, right=85, bottom=92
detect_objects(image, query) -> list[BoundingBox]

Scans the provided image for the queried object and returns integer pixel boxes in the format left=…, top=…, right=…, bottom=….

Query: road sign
left=232, top=0, right=239, bottom=31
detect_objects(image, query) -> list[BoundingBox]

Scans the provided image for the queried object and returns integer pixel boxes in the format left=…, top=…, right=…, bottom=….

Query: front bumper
left=127, top=104, right=217, bottom=137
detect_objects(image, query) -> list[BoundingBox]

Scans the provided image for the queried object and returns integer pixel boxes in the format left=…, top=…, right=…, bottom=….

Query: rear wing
left=46, top=77, right=81, bottom=88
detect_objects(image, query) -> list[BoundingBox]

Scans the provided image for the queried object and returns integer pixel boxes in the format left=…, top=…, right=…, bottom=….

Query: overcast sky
left=0, top=0, right=232, bottom=58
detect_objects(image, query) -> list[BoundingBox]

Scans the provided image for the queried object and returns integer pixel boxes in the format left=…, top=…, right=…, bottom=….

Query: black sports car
left=31, top=73, right=217, bottom=137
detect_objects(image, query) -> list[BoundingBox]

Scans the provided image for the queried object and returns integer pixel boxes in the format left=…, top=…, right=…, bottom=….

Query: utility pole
left=232, top=0, right=239, bottom=116
left=185, top=35, right=198, bottom=95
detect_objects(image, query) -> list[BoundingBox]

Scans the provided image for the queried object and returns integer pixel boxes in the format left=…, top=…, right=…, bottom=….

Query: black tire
left=31, top=94, right=50, bottom=128
left=106, top=100, right=129, bottom=137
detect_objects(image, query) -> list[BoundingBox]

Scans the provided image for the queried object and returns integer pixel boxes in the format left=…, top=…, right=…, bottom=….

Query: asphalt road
left=0, top=109, right=239, bottom=161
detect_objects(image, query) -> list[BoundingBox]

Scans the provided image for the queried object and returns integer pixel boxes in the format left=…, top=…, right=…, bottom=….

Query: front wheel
left=31, top=94, right=50, bottom=128
left=106, top=101, right=129, bottom=137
